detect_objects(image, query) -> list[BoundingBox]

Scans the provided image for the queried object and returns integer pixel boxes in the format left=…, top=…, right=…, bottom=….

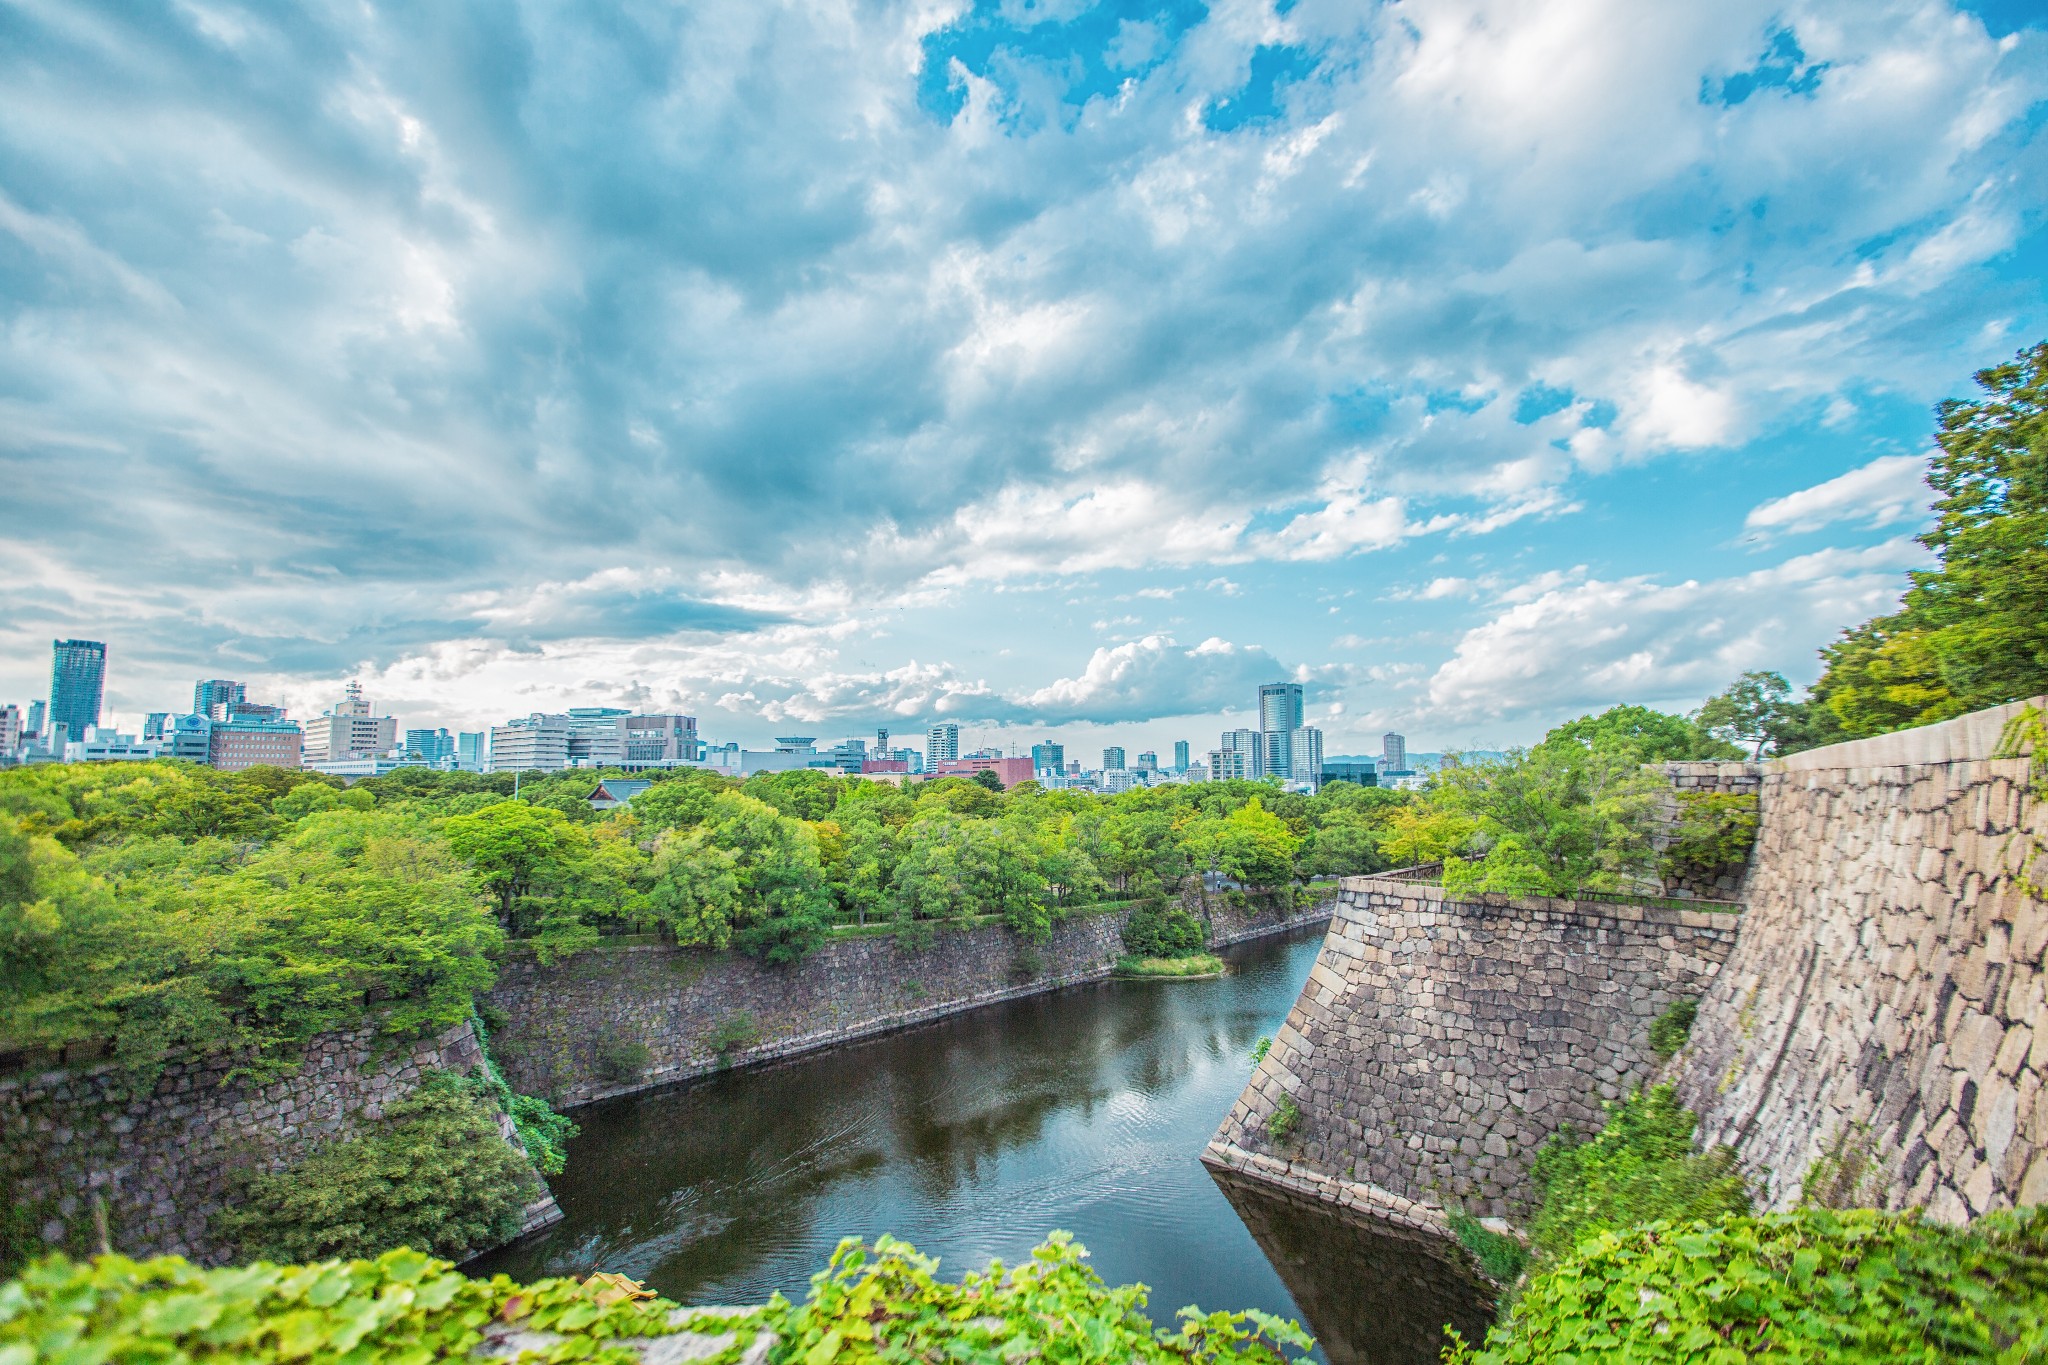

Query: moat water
left=473, top=923, right=1494, bottom=1363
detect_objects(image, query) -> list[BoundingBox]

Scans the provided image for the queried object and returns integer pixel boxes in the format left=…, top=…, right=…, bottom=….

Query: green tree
left=1433, top=746, right=1665, bottom=895
left=1539, top=705, right=1739, bottom=764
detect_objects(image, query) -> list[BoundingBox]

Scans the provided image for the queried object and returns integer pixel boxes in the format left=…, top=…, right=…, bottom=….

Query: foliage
left=1434, top=744, right=1666, bottom=897
left=1647, top=998, right=1698, bottom=1060
left=1537, top=706, right=1740, bottom=764
left=1445, top=1206, right=2048, bottom=1363
left=1661, top=791, right=1759, bottom=887
left=1447, top=1212, right=1528, bottom=1285
left=707, top=1010, right=760, bottom=1055
left=596, top=1040, right=653, bottom=1084
left=1267, top=1097, right=1300, bottom=1145
left=1115, top=954, right=1225, bottom=977
left=1805, top=340, right=2048, bottom=737
left=1251, top=1035, right=1271, bottom=1065
left=1693, top=672, right=1805, bottom=759
left=1121, top=898, right=1208, bottom=957
left=0, top=1246, right=730, bottom=1365
left=772, top=1232, right=1314, bottom=1365
left=468, top=1009, right=578, bottom=1176
left=1996, top=703, right=2048, bottom=903
left=210, top=1073, right=539, bottom=1264
left=1527, top=1086, right=1750, bottom=1267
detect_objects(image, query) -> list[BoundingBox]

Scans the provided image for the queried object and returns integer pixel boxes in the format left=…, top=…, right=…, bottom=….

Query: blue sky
left=2, top=0, right=2044, bottom=758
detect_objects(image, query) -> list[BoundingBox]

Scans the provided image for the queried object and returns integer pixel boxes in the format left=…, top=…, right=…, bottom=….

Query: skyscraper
left=48, top=639, right=106, bottom=746
left=1381, top=731, right=1408, bottom=774
left=1102, top=746, right=1126, bottom=770
left=194, top=679, right=245, bottom=718
left=1221, top=727, right=1265, bottom=779
left=926, top=723, right=959, bottom=766
left=1030, top=741, right=1064, bottom=774
left=1258, top=682, right=1304, bottom=733
left=1173, top=740, right=1190, bottom=772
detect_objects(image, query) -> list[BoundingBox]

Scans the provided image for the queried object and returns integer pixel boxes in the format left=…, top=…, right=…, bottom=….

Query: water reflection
left=1209, top=1170, right=1496, bottom=1365
left=474, top=924, right=1488, bottom=1362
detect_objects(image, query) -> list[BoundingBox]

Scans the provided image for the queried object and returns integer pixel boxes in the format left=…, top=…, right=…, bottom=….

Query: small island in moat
left=1116, top=951, right=1228, bottom=978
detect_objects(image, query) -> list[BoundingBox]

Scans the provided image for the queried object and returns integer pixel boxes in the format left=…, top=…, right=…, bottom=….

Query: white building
left=926, top=723, right=959, bottom=766
left=301, top=682, right=399, bottom=765
left=1207, top=748, right=1250, bottom=781
left=489, top=714, right=573, bottom=772
left=64, top=727, right=161, bottom=763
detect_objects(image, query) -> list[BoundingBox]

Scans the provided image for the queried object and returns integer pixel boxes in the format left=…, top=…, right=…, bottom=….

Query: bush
left=1447, top=1212, right=1527, bottom=1285
left=1267, top=1097, right=1300, bottom=1145
left=1447, top=1206, right=2048, bottom=1362
left=1661, top=791, right=1759, bottom=886
left=595, top=1040, right=652, bottom=1084
left=1527, top=1085, right=1750, bottom=1265
left=1121, top=898, right=1207, bottom=957
left=1648, top=998, right=1698, bottom=1059
left=211, top=1074, right=539, bottom=1263
left=706, top=1011, right=759, bottom=1055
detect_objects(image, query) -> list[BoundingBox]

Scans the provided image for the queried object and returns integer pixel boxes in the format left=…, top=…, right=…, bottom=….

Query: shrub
left=507, top=1093, right=578, bottom=1177
left=1121, top=898, right=1207, bottom=957
left=1447, top=1206, right=2048, bottom=1362
left=211, top=1074, right=539, bottom=1263
left=595, top=1040, right=652, bottom=1084
left=706, top=1011, right=759, bottom=1055
left=1251, top=1035, right=1272, bottom=1066
left=1661, top=791, right=1759, bottom=886
left=1447, top=1212, right=1527, bottom=1285
left=1267, top=1097, right=1300, bottom=1145
left=1527, top=1085, right=1749, bottom=1265
left=1648, top=998, right=1698, bottom=1059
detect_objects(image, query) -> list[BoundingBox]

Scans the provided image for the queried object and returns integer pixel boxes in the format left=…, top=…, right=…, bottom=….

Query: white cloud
left=1745, top=454, right=1931, bottom=535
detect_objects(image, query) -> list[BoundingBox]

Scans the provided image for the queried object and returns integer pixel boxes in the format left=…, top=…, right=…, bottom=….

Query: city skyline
left=2, top=4, right=2041, bottom=756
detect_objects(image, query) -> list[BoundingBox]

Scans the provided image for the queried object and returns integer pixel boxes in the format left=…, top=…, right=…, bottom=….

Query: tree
left=1539, top=706, right=1739, bottom=764
left=1693, top=673, right=1796, bottom=759
left=971, top=768, right=1006, bottom=794
left=1192, top=798, right=1301, bottom=889
left=1432, top=746, right=1665, bottom=895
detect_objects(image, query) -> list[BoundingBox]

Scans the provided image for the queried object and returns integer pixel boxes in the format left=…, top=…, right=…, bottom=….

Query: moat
left=474, top=923, right=1494, bottom=1364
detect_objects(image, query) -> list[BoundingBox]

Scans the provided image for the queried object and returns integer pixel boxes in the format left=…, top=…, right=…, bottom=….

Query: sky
left=2, top=0, right=2044, bottom=760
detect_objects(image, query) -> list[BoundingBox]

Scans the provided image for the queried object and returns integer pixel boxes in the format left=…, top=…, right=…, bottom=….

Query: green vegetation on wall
left=1661, top=792, right=1759, bottom=887
left=209, top=1073, right=539, bottom=1264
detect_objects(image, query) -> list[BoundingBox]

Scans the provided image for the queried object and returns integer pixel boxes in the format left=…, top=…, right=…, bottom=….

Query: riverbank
left=487, top=889, right=1335, bottom=1109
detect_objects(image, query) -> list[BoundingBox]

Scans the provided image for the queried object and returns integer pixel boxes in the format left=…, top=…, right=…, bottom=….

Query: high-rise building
left=48, top=640, right=107, bottom=748
left=143, top=712, right=170, bottom=741
left=876, top=727, right=890, bottom=755
left=302, top=682, right=399, bottom=765
left=24, top=701, right=45, bottom=741
left=193, top=679, right=245, bottom=717
left=1258, top=682, right=1304, bottom=734
left=563, top=707, right=631, bottom=766
left=1031, top=741, right=1064, bottom=774
left=1289, top=726, right=1325, bottom=790
left=457, top=732, right=486, bottom=771
left=489, top=714, right=573, bottom=772
left=1380, top=732, right=1408, bottom=774
left=1102, top=746, right=1126, bottom=771
left=406, top=728, right=458, bottom=765
left=926, top=723, right=959, bottom=766
left=1173, top=740, right=1190, bottom=772
left=208, top=717, right=302, bottom=771
left=1208, top=748, right=1250, bottom=781
left=0, top=704, right=21, bottom=758
left=1220, top=728, right=1264, bottom=779
left=1135, top=750, right=1158, bottom=772
left=623, top=714, right=698, bottom=766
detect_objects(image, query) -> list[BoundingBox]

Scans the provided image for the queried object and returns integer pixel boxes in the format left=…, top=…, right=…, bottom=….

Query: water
left=473, top=924, right=1493, bottom=1362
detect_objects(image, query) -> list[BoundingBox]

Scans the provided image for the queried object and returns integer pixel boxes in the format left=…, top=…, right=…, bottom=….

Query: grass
left=1114, top=953, right=1226, bottom=978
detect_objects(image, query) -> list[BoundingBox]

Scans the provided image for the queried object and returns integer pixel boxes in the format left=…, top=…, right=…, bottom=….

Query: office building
left=48, top=639, right=107, bottom=748
left=143, top=712, right=170, bottom=741
left=933, top=755, right=1036, bottom=788
left=1288, top=726, right=1325, bottom=790
left=1220, top=728, right=1264, bottom=779
left=1102, top=746, right=1126, bottom=771
left=1320, top=760, right=1379, bottom=788
left=625, top=713, right=699, bottom=766
left=489, top=714, right=573, bottom=772
left=1136, top=750, right=1157, bottom=772
left=193, top=679, right=245, bottom=717
left=457, top=732, right=486, bottom=770
left=1173, top=740, right=1190, bottom=772
left=1030, top=741, right=1064, bottom=775
left=1100, top=769, right=1138, bottom=794
left=0, top=704, right=20, bottom=759
left=1380, top=732, right=1408, bottom=775
left=560, top=707, right=629, bottom=766
left=1258, top=682, right=1304, bottom=734
left=1208, top=748, right=1250, bottom=781
left=24, top=701, right=45, bottom=743
left=208, top=718, right=302, bottom=771
left=406, top=728, right=458, bottom=765
left=926, top=723, right=959, bottom=766
left=302, top=682, right=399, bottom=764
left=876, top=727, right=889, bottom=755
left=66, top=728, right=161, bottom=763
left=218, top=699, right=287, bottom=724
left=158, top=713, right=214, bottom=763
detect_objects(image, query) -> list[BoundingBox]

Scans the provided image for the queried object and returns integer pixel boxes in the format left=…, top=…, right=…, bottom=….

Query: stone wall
left=1657, top=761, right=1764, bottom=901
left=0, top=1021, right=561, bottom=1266
left=490, top=892, right=1333, bottom=1108
left=1674, top=696, right=2048, bottom=1221
left=1205, top=881, right=1739, bottom=1224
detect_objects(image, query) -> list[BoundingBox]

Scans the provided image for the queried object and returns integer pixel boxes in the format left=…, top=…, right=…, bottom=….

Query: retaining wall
left=1, top=1021, right=560, bottom=1266
left=1674, top=696, right=2048, bottom=1220
left=1206, top=881, right=1738, bottom=1223
left=488, top=892, right=1333, bottom=1108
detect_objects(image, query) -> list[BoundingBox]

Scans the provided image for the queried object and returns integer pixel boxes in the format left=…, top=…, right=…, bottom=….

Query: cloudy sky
left=3, top=0, right=2044, bottom=758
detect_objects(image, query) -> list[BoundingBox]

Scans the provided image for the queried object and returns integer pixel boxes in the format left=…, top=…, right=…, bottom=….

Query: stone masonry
left=0, top=1020, right=560, bottom=1266
left=490, top=892, right=1332, bottom=1107
left=1206, top=880, right=1739, bottom=1225
left=1657, top=761, right=1765, bottom=901
left=1675, top=695, right=2048, bottom=1221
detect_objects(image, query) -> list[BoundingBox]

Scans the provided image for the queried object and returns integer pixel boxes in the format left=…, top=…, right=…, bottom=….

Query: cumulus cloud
left=1745, top=454, right=1932, bottom=536
left=1423, top=540, right=1930, bottom=726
